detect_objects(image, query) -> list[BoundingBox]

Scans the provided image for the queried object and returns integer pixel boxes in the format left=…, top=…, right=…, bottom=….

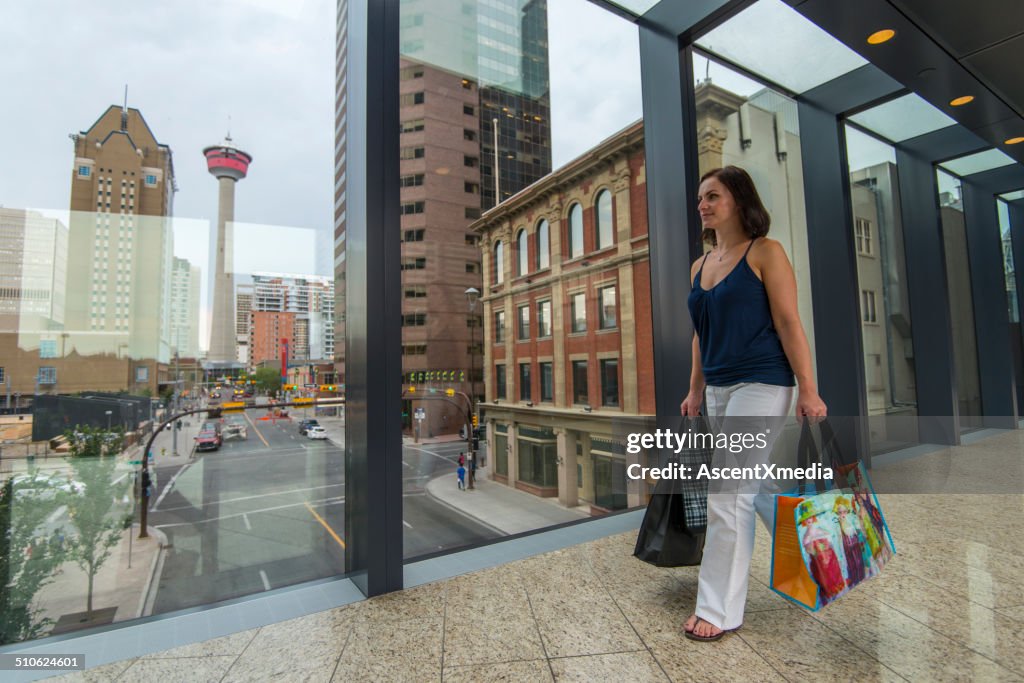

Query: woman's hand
left=796, top=389, right=827, bottom=422
left=680, top=390, right=704, bottom=416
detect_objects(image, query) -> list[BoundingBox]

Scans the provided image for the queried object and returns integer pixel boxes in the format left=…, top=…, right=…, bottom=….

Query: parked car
left=307, top=426, right=328, bottom=440
left=195, top=429, right=222, bottom=451
left=298, top=419, right=320, bottom=435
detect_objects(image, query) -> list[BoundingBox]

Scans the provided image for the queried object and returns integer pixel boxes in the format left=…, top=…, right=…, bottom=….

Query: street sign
left=414, top=408, right=425, bottom=420
left=128, top=460, right=142, bottom=465
left=294, top=397, right=315, bottom=404
left=304, top=383, right=317, bottom=388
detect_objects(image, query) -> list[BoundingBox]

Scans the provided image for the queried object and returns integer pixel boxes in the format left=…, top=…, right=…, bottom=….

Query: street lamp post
left=465, top=287, right=480, bottom=489
left=105, top=410, right=112, bottom=432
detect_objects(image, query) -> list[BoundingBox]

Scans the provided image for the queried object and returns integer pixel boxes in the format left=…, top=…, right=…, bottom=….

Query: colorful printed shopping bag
left=770, top=421, right=895, bottom=610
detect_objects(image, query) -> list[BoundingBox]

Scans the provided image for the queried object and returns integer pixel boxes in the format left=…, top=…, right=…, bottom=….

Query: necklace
left=715, top=241, right=743, bottom=262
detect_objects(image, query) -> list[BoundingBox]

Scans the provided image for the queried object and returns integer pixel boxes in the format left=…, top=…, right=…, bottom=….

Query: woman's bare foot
left=691, top=617, right=723, bottom=639
left=683, top=614, right=699, bottom=633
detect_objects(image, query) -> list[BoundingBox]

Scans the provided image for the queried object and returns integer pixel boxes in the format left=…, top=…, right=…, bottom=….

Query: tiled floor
left=52, top=432, right=1024, bottom=682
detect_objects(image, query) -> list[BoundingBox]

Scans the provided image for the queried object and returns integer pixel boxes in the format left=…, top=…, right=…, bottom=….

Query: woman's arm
left=753, top=239, right=827, bottom=418
left=681, top=259, right=706, bottom=416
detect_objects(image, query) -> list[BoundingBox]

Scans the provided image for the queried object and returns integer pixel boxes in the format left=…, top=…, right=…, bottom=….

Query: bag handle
left=796, top=419, right=838, bottom=494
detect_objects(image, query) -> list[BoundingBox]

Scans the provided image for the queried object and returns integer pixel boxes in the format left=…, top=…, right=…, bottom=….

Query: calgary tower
left=203, top=137, right=252, bottom=363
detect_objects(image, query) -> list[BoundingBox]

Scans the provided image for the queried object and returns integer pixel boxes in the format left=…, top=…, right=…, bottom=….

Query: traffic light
left=408, top=385, right=416, bottom=393
left=472, top=414, right=478, bottom=427
left=445, top=388, right=455, bottom=397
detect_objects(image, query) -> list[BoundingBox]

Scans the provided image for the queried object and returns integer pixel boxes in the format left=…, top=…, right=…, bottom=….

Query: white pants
left=694, top=382, right=794, bottom=631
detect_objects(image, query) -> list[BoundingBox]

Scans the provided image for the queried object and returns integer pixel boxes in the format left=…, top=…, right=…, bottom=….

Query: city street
left=147, top=410, right=496, bottom=613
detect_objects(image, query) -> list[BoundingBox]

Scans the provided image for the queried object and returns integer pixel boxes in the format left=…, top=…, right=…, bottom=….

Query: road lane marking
left=244, top=412, right=270, bottom=449
left=243, top=513, right=252, bottom=530
left=404, top=445, right=460, bottom=464
left=259, top=569, right=271, bottom=591
left=156, top=482, right=344, bottom=513
left=153, top=462, right=191, bottom=511
left=304, top=501, right=346, bottom=549
left=155, top=495, right=345, bottom=528
left=47, top=505, right=67, bottom=525
left=403, top=520, right=412, bottom=529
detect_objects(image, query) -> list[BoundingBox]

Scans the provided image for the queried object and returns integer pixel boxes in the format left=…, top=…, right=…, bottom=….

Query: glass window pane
left=937, top=169, right=983, bottom=429
left=846, top=124, right=919, bottom=451
left=596, top=190, right=613, bottom=250
left=519, top=362, right=531, bottom=401
left=568, top=203, right=583, bottom=258
left=599, top=285, right=617, bottom=329
left=1001, top=190, right=1024, bottom=202
left=538, top=300, right=551, bottom=337
left=695, top=0, right=867, bottom=93
left=571, top=292, right=586, bottom=333
left=940, top=149, right=1017, bottom=177
left=572, top=360, right=589, bottom=404
left=847, top=94, right=957, bottom=143
left=604, top=0, right=659, bottom=15
left=536, top=219, right=550, bottom=269
left=516, top=228, right=528, bottom=275
left=600, top=358, right=619, bottom=407
left=539, top=361, right=553, bottom=401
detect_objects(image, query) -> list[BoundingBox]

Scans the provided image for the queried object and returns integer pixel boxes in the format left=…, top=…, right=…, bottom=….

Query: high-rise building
left=168, top=256, right=201, bottom=358
left=335, top=0, right=552, bottom=424
left=249, top=310, right=295, bottom=368
left=236, top=281, right=254, bottom=366
left=240, top=273, right=334, bottom=370
left=63, top=105, right=176, bottom=393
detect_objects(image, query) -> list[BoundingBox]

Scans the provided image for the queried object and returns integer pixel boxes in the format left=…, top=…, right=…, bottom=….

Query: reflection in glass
left=695, top=0, right=866, bottom=93
left=845, top=126, right=919, bottom=451
left=998, top=199, right=1023, bottom=407
left=936, top=170, right=983, bottom=428
left=847, top=94, right=956, bottom=143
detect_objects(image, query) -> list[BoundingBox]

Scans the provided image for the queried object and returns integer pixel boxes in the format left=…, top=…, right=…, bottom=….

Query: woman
left=680, top=166, right=827, bottom=641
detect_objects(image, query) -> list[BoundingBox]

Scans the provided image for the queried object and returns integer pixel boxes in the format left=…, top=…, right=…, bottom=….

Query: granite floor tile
left=117, top=655, right=236, bottom=683
left=221, top=606, right=356, bottom=683
left=651, top=639, right=788, bottom=683
left=549, top=650, right=668, bottom=682
left=997, top=605, right=1024, bottom=622
left=354, top=580, right=447, bottom=624
left=443, top=608, right=545, bottom=667
left=443, top=659, right=554, bottom=682
left=331, top=617, right=443, bottom=682
left=138, top=628, right=258, bottom=659
left=47, top=658, right=137, bottom=683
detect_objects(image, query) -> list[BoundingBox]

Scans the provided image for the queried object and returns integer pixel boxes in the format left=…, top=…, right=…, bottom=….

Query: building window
left=519, top=363, right=531, bottom=402
left=571, top=292, right=586, bottom=333
left=38, top=366, right=57, bottom=384
left=539, top=362, right=553, bottom=402
left=400, top=146, right=425, bottom=160
left=404, top=285, right=427, bottom=299
left=494, top=242, right=504, bottom=284
left=495, top=364, right=506, bottom=399
left=465, top=233, right=479, bottom=246
left=862, top=289, right=877, bottom=323
left=400, top=173, right=424, bottom=188
left=400, top=92, right=425, bottom=106
left=402, top=229, right=425, bottom=242
left=402, top=344, right=427, bottom=356
left=464, top=104, right=475, bottom=116
left=78, top=165, right=91, bottom=177
left=0, top=367, right=5, bottom=383
left=400, top=201, right=425, bottom=215
left=537, top=300, right=551, bottom=338
left=464, top=128, right=477, bottom=141
left=517, top=426, right=557, bottom=488
left=465, top=207, right=481, bottom=220
left=465, top=262, right=479, bottom=273
left=144, top=174, right=157, bottom=187
left=400, top=66, right=423, bottom=80
left=536, top=219, right=550, bottom=270
left=400, top=119, right=425, bottom=134
left=135, top=366, right=149, bottom=383
left=401, top=257, right=426, bottom=270
left=855, top=217, right=873, bottom=256
left=466, top=315, right=482, bottom=328
left=572, top=361, right=588, bottom=405
left=595, top=189, right=613, bottom=250
left=600, top=359, right=619, bottom=407
left=465, top=182, right=480, bottom=194
left=567, top=203, right=584, bottom=259
left=599, top=285, right=617, bottom=329
left=517, top=304, right=530, bottom=340
left=464, top=155, right=479, bottom=168
left=516, top=228, right=528, bottom=276
left=495, top=310, right=505, bottom=343
left=401, top=313, right=427, bottom=326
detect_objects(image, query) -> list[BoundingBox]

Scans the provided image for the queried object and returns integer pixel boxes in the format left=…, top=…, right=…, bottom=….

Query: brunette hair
left=699, top=166, right=771, bottom=246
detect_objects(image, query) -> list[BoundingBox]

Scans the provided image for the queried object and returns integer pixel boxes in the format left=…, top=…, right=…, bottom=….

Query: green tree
left=64, top=427, right=131, bottom=617
left=0, top=471, right=66, bottom=644
left=254, top=367, right=282, bottom=394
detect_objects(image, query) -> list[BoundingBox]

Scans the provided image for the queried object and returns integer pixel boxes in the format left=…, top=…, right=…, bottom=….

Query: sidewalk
left=425, top=468, right=589, bottom=535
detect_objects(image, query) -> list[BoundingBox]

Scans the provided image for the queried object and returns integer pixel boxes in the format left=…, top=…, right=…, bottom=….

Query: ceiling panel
left=964, top=35, right=1024, bottom=118
left=892, top=0, right=1024, bottom=58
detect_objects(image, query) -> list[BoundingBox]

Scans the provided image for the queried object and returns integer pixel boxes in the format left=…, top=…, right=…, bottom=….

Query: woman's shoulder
left=747, top=238, right=790, bottom=278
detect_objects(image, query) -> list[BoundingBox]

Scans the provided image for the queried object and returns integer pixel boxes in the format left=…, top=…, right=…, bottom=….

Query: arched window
left=536, top=219, right=550, bottom=269
left=494, top=241, right=504, bottom=284
left=595, top=190, right=613, bottom=250
left=568, top=203, right=583, bottom=259
left=516, top=228, right=528, bottom=276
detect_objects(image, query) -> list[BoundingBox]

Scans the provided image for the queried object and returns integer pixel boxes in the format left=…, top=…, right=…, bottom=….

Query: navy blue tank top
left=687, top=240, right=795, bottom=387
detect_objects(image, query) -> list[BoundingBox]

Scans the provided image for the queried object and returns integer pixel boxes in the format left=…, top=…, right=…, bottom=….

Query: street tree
left=0, top=472, right=66, bottom=644
left=253, top=366, right=281, bottom=394
left=64, top=427, right=131, bottom=618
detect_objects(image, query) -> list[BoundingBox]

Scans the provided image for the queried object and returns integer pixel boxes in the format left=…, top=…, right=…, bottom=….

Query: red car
left=195, top=429, right=222, bottom=451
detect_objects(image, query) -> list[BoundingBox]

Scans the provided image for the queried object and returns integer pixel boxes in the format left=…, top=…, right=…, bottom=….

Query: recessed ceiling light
left=1006, top=137, right=1024, bottom=145
left=867, top=29, right=896, bottom=45
left=949, top=95, right=974, bottom=107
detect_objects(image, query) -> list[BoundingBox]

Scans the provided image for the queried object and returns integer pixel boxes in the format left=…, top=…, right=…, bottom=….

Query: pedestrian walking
left=456, top=464, right=466, bottom=490
left=680, top=166, right=827, bottom=642
left=458, top=452, right=466, bottom=467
